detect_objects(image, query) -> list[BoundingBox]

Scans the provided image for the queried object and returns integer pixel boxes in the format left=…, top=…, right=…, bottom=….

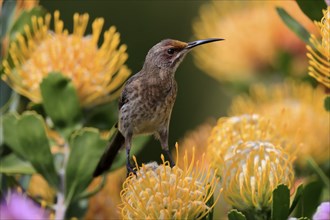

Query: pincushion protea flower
left=222, top=141, right=295, bottom=211
left=207, top=114, right=289, bottom=176
left=307, top=6, right=330, bottom=88
left=229, top=81, right=329, bottom=166
left=120, top=145, right=219, bottom=220
left=2, top=10, right=131, bottom=107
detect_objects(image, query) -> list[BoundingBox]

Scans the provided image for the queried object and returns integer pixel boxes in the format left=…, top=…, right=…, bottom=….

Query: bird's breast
left=119, top=78, right=177, bottom=135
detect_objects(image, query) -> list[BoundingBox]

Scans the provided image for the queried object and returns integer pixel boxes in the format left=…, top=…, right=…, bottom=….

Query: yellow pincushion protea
left=2, top=11, right=131, bottom=107
left=207, top=114, right=289, bottom=176
left=307, top=6, right=330, bottom=88
left=229, top=81, right=329, bottom=166
left=222, top=141, right=295, bottom=211
left=120, top=146, right=219, bottom=220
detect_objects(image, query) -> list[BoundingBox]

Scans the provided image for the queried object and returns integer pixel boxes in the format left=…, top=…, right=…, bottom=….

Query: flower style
left=0, top=191, right=49, bottom=219
left=2, top=10, right=131, bottom=107
left=229, top=81, right=329, bottom=166
left=192, top=1, right=316, bottom=82
left=307, top=7, right=330, bottom=88
left=222, top=141, right=295, bottom=211
left=120, top=145, right=219, bottom=219
left=207, top=114, right=288, bottom=176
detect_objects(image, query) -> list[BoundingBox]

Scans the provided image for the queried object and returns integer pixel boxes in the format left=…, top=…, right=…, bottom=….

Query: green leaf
left=289, top=184, right=304, bottom=215
left=0, top=88, right=19, bottom=116
left=276, top=7, right=311, bottom=45
left=65, top=198, right=89, bottom=219
left=84, top=102, right=118, bottom=130
left=110, top=135, right=150, bottom=172
left=2, top=114, right=20, bottom=157
left=295, top=180, right=323, bottom=218
left=8, top=6, right=46, bottom=42
left=201, top=189, right=215, bottom=220
left=296, top=0, right=327, bottom=22
left=40, top=72, right=82, bottom=135
left=324, top=96, right=330, bottom=112
left=76, top=175, right=106, bottom=201
left=0, top=154, right=36, bottom=174
left=205, top=193, right=214, bottom=220
left=228, top=209, right=247, bottom=220
left=3, top=111, right=59, bottom=188
left=65, top=128, right=107, bottom=203
left=0, top=174, right=18, bottom=197
left=272, top=184, right=290, bottom=220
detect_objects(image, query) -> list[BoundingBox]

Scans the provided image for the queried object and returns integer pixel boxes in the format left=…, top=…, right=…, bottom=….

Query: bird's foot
left=126, top=163, right=137, bottom=177
left=169, top=160, right=175, bottom=168
left=163, top=149, right=176, bottom=168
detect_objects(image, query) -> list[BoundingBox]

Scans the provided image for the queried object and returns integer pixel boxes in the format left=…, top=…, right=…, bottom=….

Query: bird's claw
left=169, top=160, right=175, bottom=168
left=126, top=163, right=137, bottom=177
left=163, top=149, right=175, bottom=168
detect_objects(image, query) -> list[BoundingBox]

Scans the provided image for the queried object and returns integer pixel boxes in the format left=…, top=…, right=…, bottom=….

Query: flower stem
left=54, top=142, right=70, bottom=219
left=54, top=192, right=66, bottom=219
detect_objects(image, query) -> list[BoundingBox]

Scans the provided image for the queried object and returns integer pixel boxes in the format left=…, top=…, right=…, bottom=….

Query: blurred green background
left=40, top=0, right=230, bottom=163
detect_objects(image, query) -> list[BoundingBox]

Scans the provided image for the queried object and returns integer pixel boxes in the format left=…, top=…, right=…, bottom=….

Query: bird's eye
left=167, top=48, right=175, bottom=55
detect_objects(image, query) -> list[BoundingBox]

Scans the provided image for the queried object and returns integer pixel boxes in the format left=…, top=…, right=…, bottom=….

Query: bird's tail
left=93, top=128, right=125, bottom=177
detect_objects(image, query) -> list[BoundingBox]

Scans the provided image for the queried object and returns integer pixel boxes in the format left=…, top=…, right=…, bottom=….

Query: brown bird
left=93, top=38, right=224, bottom=177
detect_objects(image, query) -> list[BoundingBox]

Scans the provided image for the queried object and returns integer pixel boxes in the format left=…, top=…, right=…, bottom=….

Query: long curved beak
left=186, top=38, right=224, bottom=49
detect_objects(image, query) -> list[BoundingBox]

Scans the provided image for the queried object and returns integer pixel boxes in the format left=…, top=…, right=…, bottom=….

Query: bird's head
left=142, top=38, right=224, bottom=73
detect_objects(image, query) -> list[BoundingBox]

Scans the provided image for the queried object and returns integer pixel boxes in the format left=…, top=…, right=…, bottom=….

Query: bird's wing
left=118, top=72, right=141, bottom=110
left=118, top=88, right=128, bottom=110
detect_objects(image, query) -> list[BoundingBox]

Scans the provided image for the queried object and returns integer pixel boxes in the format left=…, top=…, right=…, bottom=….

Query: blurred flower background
left=0, top=0, right=329, bottom=219
left=192, top=1, right=317, bottom=83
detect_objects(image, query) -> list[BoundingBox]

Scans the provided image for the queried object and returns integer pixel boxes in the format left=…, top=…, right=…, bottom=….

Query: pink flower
left=0, top=192, right=49, bottom=220
left=313, top=202, right=330, bottom=220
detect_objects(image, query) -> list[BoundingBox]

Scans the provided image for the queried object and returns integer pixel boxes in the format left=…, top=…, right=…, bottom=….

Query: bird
left=93, top=38, right=224, bottom=177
